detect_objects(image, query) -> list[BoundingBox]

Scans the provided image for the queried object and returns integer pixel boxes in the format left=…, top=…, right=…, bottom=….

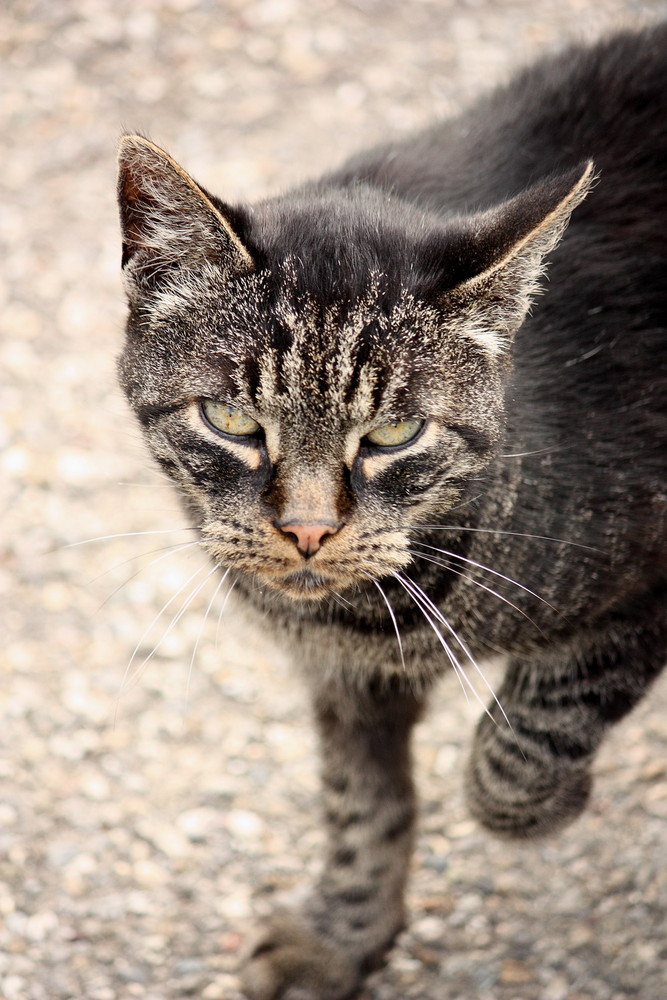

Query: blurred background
left=2, top=2, right=667, bottom=998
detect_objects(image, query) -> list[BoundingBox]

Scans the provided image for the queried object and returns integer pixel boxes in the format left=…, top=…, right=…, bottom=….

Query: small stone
left=1, top=976, right=27, bottom=1000
left=133, top=860, right=167, bottom=887
left=0, top=804, right=18, bottom=826
left=499, top=959, right=533, bottom=984
left=202, top=979, right=236, bottom=1000
left=568, top=924, right=594, bottom=948
left=541, top=973, right=569, bottom=1000
left=24, top=911, right=58, bottom=942
left=177, top=806, right=219, bottom=841
left=412, top=916, right=447, bottom=943
left=227, top=809, right=264, bottom=840
left=447, top=820, right=477, bottom=838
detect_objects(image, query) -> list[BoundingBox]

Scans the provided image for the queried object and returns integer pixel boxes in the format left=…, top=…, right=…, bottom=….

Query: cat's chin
left=270, top=568, right=346, bottom=601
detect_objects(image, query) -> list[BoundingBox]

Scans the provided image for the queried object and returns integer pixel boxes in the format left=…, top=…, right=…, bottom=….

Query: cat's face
left=117, top=137, right=591, bottom=601
left=121, top=265, right=504, bottom=600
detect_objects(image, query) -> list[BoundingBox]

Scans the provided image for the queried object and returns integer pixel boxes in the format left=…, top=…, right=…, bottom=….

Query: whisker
left=215, top=576, right=237, bottom=651
left=123, top=562, right=221, bottom=697
left=398, top=569, right=518, bottom=740
left=116, top=481, right=182, bottom=489
left=411, top=541, right=565, bottom=618
left=61, top=527, right=196, bottom=550
left=499, top=445, right=567, bottom=458
left=395, top=572, right=505, bottom=724
left=330, top=590, right=356, bottom=611
left=446, top=491, right=486, bottom=512
left=89, top=539, right=202, bottom=588
left=405, top=524, right=600, bottom=553
left=392, top=572, right=470, bottom=703
left=95, top=541, right=204, bottom=613
left=407, top=549, right=548, bottom=640
left=185, top=567, right=230, bottom=709
left=115, top=560, right=210, bottom=718
left=370, top=578, right=406, bottom=675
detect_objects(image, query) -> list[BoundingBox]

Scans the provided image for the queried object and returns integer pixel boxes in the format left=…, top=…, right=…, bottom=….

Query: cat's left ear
left=438, top=161, right=595, bottom=356
left=117, top=134, right=254, bottom=299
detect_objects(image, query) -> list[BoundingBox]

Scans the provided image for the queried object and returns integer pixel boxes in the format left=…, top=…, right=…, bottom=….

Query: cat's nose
left=277, top=521, right=340, bottom=558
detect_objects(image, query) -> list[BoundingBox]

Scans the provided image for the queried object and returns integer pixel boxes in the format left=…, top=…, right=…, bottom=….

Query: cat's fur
left=117, top=24, right=667, bottom=1000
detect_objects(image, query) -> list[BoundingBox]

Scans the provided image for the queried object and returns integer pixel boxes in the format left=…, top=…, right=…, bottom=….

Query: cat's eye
left=365, top=419, right=424, bottom=449
left=200, top=400, right=261, bottom=438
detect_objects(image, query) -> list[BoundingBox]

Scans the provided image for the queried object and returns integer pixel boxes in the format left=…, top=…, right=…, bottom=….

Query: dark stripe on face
left=243, top=354, right=261, bottom=404
left=169, top=433, right=271, bottom=491
left=136, top=402, right=182, bottom=426
left=342, top=324, right=376, bottom=405
left=368, top=453, right=446, bottom=502
left=449, top=424, right=494, bottom=454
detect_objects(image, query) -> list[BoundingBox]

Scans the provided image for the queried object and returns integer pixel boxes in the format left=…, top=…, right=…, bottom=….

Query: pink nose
left=278, top=521, right=340, bottom=557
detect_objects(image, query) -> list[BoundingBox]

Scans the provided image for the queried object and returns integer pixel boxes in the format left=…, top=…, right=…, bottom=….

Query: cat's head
left=117, top=136, right=591, bottom=601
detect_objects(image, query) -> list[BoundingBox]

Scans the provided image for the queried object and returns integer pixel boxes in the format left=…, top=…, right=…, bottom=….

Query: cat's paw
left=240, top=911, right=365, bottom=1000
left=466, top=743, right=592, bottom=839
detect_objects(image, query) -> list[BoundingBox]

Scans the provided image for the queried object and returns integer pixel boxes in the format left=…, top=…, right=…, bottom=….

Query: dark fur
left=118, top=25, right=667, bottom=1000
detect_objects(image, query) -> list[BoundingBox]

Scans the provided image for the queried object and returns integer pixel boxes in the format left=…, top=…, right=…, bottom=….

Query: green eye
left=200, top=400, right=261, bottom=437
left=365, top=419, right=424, bottom=448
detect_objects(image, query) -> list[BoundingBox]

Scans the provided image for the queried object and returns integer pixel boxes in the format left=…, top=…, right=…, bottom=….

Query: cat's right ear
left=117, top=135, right=254, bottom=299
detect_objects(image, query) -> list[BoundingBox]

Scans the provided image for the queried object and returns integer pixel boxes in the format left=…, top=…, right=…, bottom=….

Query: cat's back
left=335, top=24, right=667, bottom=216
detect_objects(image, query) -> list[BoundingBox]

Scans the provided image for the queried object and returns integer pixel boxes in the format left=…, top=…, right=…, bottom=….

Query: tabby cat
left=117, top=23, right=667, bottom=1000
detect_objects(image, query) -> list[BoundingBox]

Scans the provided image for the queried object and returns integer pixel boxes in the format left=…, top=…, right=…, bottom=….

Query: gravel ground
left=2, top=1, right=667, bottom=998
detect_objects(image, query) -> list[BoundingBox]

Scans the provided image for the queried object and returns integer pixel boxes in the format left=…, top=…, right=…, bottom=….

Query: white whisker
left=91, top=539, right=202, bottom=592
left=392, top=572, right=470, bottom=704
left=411, top=541, right=564, bottom=617
left=406, top=524, right=599, bottom=552
left=116, top=481, right=182, bottom=489
left=185, top=567, right=230, bottom=708
left=499, top=445, right=566, bottom=458
left=408, top=549, right=547, bottom=639
left=215, top=576, right=237, bottom=650
left=397, top=570, right=517, bottom=737
left=62, top=527, right=196, bottom=550
left=331, top=590, right=356, bottom=610
left=370, top=578, right=406, bottom=675
left=115, top=560, right=210, bottom=719
left=123, top=562, right=221, bottom=695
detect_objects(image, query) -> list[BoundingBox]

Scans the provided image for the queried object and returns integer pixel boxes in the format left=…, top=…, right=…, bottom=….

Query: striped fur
left=118, top=25, right=667, bottom=1000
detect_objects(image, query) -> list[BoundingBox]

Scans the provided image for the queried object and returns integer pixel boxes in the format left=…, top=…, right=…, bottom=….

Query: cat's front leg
left=466, top=619, right=666, bottom=839
left=241, top=678, right=424, bottom=1000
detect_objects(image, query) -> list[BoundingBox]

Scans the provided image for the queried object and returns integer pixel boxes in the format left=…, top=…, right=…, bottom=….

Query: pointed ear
left=117, top=135, right=254, bottom=298
left=439, top=161, right=595, bottom=357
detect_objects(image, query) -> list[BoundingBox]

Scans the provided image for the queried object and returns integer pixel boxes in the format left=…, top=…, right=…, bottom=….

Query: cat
left=116, top=22, right=667, bottom=1000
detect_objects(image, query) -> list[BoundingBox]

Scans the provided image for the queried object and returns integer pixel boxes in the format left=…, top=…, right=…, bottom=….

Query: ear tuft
left=117, top=134, right=254, bottom=297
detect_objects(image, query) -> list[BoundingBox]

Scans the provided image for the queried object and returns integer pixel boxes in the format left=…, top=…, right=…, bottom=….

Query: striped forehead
left=250, top=278, right=427, bottom=421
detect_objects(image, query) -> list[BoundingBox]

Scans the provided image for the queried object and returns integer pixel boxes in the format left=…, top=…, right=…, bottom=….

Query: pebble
left=412, top=916, right=447, bottom=943
left=499, top=958, right=533, bottom=984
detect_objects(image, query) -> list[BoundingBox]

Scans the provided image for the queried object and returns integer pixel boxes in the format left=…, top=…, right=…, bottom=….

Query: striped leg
left=466, top=622, right=666, bottom=839
left=242, top=679, right=424, bottom=1000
